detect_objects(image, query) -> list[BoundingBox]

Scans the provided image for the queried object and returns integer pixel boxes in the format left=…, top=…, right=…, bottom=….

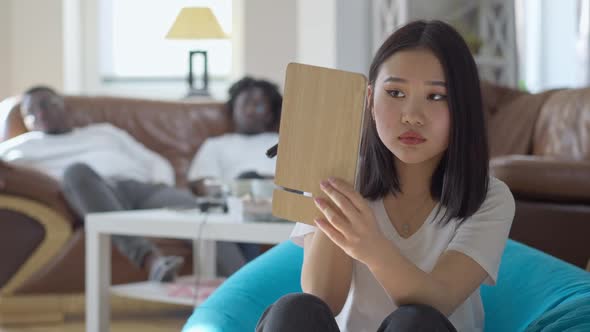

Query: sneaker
left=148, top=256, right=184, bottom=282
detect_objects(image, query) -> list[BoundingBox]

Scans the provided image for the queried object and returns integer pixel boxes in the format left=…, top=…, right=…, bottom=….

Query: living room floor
left=0, top=309, right=191, bottom=332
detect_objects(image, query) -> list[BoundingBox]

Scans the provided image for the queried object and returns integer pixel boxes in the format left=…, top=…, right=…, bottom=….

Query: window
left=99, top=0, right=232, bottom=81
left=516, top=0, right=582, bottom=91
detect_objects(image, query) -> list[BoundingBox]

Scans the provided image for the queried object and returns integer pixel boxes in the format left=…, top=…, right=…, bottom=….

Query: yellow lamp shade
left=166, top=7, right=228, bottom=40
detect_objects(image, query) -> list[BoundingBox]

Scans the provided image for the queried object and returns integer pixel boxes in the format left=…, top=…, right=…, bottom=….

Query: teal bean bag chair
left=183, top=240, right=590, bottom=332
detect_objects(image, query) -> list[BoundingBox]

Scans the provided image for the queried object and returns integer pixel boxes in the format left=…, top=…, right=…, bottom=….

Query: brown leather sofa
left=482, top=82, right=590, bottom=271
left=0, top=95, right=231, bottom=323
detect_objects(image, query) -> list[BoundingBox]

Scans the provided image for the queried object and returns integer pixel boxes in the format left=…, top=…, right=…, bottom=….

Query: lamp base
left=187, top=50, right=209, bottom=98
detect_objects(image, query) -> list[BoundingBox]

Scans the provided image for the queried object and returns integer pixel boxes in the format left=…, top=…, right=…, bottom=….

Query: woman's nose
left=401, top=99, right=425, bottom=126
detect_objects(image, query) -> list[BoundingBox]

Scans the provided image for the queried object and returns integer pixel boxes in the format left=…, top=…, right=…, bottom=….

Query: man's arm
left=187, top=139, right=222, bottom=189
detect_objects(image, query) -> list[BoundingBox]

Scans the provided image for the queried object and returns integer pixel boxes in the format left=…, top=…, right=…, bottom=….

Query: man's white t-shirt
left=187, top=132, right=278, bottom=183
left=290, top=176, right=515, bottom=332
left=0, top=123, right=174, bottom=185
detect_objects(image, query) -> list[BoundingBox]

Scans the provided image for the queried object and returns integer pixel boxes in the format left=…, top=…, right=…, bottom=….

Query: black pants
left=256, top=293, right=457, bottom=332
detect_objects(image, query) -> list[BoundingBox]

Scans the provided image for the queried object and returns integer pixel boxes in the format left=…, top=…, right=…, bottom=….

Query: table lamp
left=166, top=7, right=228, bottom=96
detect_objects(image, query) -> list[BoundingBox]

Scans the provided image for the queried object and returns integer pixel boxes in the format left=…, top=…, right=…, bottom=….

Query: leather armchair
left=482, top=82, right=590, bottom=270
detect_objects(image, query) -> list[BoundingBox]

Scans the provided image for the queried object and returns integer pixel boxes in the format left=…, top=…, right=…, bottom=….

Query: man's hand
left=188, top=178, right=208, bottom=196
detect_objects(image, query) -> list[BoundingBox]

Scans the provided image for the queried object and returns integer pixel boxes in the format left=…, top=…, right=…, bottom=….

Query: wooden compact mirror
left=271, top=63, right=368, bottom=225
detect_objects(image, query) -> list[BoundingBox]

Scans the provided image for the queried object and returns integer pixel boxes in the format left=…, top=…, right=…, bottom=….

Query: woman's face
left=370, top=48, right=450, bottom=166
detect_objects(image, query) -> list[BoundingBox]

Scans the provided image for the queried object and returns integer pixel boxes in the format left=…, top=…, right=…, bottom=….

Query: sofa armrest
left=490, top=156, right=590, bottom=203
left=0, top=161, right=78, bottom=225
left=0, top=195, right=73, bottom=295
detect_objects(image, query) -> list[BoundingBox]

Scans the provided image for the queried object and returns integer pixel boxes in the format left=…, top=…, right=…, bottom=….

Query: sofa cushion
left=480, top=81, right=556, bottom=158
left=533, top=88, right=590, bottom=160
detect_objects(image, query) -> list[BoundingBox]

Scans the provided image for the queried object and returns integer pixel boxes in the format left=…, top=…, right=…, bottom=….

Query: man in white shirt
left=187, top=77, right=282, bottom=261
left=0, top=86, right=195, bottom=281
left=188, top=77, right=281, bottom=193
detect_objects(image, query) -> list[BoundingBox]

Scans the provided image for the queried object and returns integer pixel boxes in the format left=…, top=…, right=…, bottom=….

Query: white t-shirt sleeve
left=290, top=222, right=318, bottom=247
left=187, top=139, right=222, bottom=181
left=446, top=177, right=515, bottom=285
left=104, top=125, right=175, bottom=185
left=0, top=134, right=32, bottom=161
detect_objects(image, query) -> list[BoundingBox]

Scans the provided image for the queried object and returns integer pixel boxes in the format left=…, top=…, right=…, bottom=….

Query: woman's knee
left=256, top=293, right=337, bottom=332
left=379, top=304, right=456, bottom=332
left=273, top=293, right=330, bottom=312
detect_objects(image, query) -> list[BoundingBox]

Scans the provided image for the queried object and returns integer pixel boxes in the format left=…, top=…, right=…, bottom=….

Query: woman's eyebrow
left=383, top=76, right=446, bottom=87
left=383, top=76, right=406, bottom=84
left=425, top=80, right=446, bottom=87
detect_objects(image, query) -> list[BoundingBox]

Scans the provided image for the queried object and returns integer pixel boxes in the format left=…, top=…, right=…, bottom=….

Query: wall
left=297, top=0, right=337, bottom=69
left=335, top=0, right=371, bottom=75
left=235, top=0, right=371, bottom=88
left=0, top=0, right=80, bottom=98
left=63, top=0, right=82, bottom=94
left=0, top=0, right=12, bottom=99
left=297, top=0, right=371, bottom=75
left=233, top=0, right=298, bottom=88
left=9, top=0, right=65, bottom=95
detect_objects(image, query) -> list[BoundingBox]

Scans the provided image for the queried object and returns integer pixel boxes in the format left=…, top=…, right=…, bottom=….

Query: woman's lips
left=399, top=131, right=426, bottom=145
left=399, top=137, right=426, bottom=145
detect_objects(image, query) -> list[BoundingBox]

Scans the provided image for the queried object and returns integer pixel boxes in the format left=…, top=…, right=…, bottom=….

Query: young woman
left=256, top=20, right=515, bottom=332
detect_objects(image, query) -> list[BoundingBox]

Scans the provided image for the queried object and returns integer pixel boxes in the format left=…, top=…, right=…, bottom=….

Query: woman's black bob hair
left=359, top=20, right=489, bottom=225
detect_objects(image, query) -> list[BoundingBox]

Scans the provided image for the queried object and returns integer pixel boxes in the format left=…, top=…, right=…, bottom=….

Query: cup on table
left=250, top=179, right=275, bottom=201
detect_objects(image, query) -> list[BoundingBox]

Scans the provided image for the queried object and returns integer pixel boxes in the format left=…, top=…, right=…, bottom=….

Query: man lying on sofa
left=188, top=77, right=282, bottom=260
left=0, top=86, right=244, bottom=281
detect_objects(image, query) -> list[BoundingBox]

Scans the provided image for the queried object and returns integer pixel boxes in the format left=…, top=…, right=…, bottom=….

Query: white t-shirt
left=0, top=123, right=174, bottom=185
left=187, top=132, right=278, bottom=183
left=290, top=176, right=515, bottom=332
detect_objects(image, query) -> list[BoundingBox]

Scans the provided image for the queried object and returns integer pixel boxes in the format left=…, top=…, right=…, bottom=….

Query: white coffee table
left=85, top=207, right=294, bottom=332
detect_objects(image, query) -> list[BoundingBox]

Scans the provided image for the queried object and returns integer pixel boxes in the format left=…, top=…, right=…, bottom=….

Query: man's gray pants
left=61, top=162, right=245, bottom=276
